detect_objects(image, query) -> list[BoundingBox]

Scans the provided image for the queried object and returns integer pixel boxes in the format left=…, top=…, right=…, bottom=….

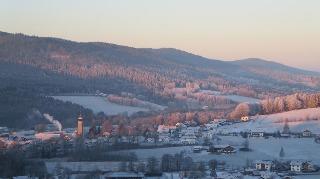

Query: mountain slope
left=232, top=58, right=320, bottom=88
left=1, top=31, right=320, bottom=98
left=232, top=58, right=320, bottom=76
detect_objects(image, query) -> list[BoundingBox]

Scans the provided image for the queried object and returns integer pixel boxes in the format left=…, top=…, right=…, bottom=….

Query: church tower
left=76, top=113, right=84, bottom=137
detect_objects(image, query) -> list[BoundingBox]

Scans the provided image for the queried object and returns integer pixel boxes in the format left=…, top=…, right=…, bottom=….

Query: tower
left=77, top=113, right=84, bottom=137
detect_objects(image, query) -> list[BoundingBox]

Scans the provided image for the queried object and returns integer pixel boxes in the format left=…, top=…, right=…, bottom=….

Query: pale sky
left=1, top=0, right=319, bottom=71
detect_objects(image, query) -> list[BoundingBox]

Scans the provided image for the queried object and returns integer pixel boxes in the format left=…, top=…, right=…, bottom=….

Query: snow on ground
left=116, top=136, right=320, bottom=170
left=52, top=96, right=149, bottom=115
left=45, top=161, right=122, bottom=174
left=199, top=89, right=260, bottom=103
left=222, top=95, right=260, bottom=103
left=218, top=108, right=320, bottom=134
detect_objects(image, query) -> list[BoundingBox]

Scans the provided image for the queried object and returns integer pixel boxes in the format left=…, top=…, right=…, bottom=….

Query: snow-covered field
left=218, top=108, right=320, bottom=134
left=223, top=95, right=260, bottom=103
left=117, top=136, right=320, bottom=169
left=53, top=96, right=149, bottom=115
left=199, top=90, right=260, bottom=103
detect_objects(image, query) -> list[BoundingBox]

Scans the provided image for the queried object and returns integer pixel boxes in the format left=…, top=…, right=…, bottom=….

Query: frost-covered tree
left=274, top=97, right=286, bottom=113
left=230, top=103, right=250, bottom=119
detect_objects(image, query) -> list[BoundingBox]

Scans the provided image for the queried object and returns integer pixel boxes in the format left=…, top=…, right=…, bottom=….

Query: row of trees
left=230, top=93, right=320, bottom=118
left=118, top=152, right=217, bottom=178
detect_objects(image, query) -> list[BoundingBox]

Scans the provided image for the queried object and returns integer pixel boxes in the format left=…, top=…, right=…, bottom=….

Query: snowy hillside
left=218, top=108, right=320, bottom=134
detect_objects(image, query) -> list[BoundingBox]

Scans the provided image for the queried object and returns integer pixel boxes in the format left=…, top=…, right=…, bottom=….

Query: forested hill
left=1, top=31, right=320, bottom=99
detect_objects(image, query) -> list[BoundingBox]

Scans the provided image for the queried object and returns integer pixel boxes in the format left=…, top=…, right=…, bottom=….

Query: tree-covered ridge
left=1, top=31, right=320, bottom=100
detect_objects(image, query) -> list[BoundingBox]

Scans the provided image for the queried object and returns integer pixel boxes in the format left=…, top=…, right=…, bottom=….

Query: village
left=1, top=114, right=320, bottom=179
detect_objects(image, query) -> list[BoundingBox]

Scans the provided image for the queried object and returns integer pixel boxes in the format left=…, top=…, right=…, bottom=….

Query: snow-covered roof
left=290, top=160, right=304, bottom=166
left=255, top=160, right=273, bottom=165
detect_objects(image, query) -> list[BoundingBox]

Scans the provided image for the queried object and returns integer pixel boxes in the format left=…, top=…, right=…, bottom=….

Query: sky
left=1, top=0, right=319, bottom=71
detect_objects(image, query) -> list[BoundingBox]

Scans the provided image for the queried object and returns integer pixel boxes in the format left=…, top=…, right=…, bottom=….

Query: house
left=193, top=146, right=202, bottom=153
left=250, top=131, right=264, bottom=137
left=180, top=134, right=197, bottom=145
left=302, top=130, right=312, bottom=137
left=255, top=160, right=273, bottom=171
left=157, top=125, right=176, bottom=134
left=158, top=133, right=170, bottom=143
left=290, top=160, right=303, bottom=172
left=241, top=116, right=250, bottom=122
left=273, top=160, right=290, bottom=172
left=303, top=161, right=316, bottom=172
left=209, top=145, right=236, bottom=154
left=292, top=161, right=317, bottom=172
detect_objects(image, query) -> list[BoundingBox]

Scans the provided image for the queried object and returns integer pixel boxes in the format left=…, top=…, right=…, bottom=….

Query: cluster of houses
left=248, top=159, right=320, bottom=178
left=156, top=119, right=234, bottom=146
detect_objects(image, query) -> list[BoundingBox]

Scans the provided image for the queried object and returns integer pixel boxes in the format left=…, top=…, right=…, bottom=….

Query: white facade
left=302, top=130, right=312, bottom=137
left=157, top=125, right=176, bottom=134
left=290, top=161, right=303, bottom=172
left=241, top=116, right=250, bottom=122
left=180, top=134, right=197, bottom=144
left=255, top=160, right=273, bottom=171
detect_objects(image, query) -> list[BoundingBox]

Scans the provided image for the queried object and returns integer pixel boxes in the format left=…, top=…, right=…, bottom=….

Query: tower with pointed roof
left=76, top=113, right=84, bottom=137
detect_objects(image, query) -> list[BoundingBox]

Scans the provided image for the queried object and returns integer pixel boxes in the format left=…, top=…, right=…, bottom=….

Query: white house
left=290, top=161, right=303, bottom=172
left=250, top=131, right=265, bottom=137
left=158, top=133, right=170, bottom=143
left=180, top=134, right=197, bottom=145
left=241, top=116, right=250, bottom=122
left=255, top=160, right=273, bottom=171
left=302, top=130, right=312, bottom=137
left=157, top=125, right=176, bottom=134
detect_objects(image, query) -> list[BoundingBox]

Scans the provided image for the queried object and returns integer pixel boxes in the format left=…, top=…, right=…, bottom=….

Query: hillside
left=1, top=31, right=320, bottom=129
left=218, top=108, right=320, bottom=134
left=1, top=31, right=320, bottom=99
left=232, top=58, right=320, bottom=88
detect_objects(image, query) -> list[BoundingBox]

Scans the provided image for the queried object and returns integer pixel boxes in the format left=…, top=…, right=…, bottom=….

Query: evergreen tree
left=279, top=147, right=285, bottom=158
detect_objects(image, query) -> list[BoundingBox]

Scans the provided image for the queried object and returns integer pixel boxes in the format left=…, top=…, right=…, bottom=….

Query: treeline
left=0, top=148, right=48, bottom=178
left=230, top=93, right=320, bottom=118
left=0, top=87, right=93, bottom=129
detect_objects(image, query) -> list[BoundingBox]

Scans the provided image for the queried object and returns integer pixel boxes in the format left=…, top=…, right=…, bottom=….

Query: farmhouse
left=180, top=134, right=197, bottom=145
left=250, top=131, right=264, bottom=137
left=255, top=160, right=273, bottom=171
left=158, top=133, right=170, bottom=143
left=209, top=145, right=236, bottom=154
left=302, top=130, right=312, bottom=137
left=157, top=125, right=176, bottom=134
left=193, top=146, right=202, bottom=153
left=241, top=116, right=250, bottom=122
left=290, top=160, right=303, bottom=172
